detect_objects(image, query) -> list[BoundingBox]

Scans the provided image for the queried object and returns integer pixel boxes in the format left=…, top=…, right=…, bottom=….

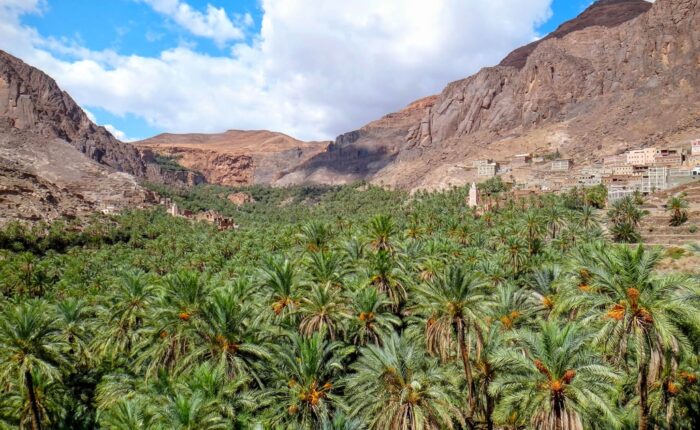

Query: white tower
left=468, top=182, right=479, bottom=208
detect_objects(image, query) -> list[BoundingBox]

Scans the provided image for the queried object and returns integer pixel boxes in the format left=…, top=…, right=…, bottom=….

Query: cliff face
left=134, top=130, right=329, bottom=186
left=409, top=0, right=696, bottom=148
left=0, top=50, right=165, bottom=223
left=0, top=50, right=147, bottom=176
left=280, top=0, right=699, bottom=190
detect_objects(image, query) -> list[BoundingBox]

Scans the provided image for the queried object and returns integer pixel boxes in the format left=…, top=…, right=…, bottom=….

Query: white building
left=640, top=167, right=669, bottom=193
left=478, top=163, right=498, bottom=177
left=627, top=148, right=656, bottom=166
left=692, top=139, right=700, bottom=155
left=551, top=159, right=572, bottom=171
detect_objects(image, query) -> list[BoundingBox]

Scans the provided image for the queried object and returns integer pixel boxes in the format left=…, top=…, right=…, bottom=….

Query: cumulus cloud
left=0, top=0, right=555, bottom=141
left=140, top=0, right=249, bottom=46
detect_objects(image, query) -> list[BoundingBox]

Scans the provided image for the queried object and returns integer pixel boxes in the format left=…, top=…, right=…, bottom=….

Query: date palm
left=298, top=221, right=333, bottom=252
left=564, top=245, right=700, bottom=430
left=298, top=283, right=351, bottom=340
left=0, top=301, right=68, bottom=430
left=490, top=320, right=620, bottom=430
left=155, top=391, right=228, bottom=430
left=99, top=398, right=157, bottom=430
left=306, top=251, right=349, bottom=288
left=348, top=287, right=401, bottom=346
left=344, top=333, right=465, bottom=429
left=94, top=271, right=157, bottom=359
left=264, top=334, right=352, bottom=429
left=135, top=271, right=212, bottom=376
left=411, top=265, right=488, bottom=416
left=368, top=215, right=398, bottom=251
left=666, top=195, right=689, bottom=226
left=184, top=291, right=271, bottom=384
left=366, top=249, right=408, bottom=310
left=261, top=258, right=300, bottom=319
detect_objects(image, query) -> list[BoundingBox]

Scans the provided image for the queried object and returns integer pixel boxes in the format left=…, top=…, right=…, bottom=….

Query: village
left=160, top=197, right=239, bottom=231
left=471, top=139, right=700, bottom=204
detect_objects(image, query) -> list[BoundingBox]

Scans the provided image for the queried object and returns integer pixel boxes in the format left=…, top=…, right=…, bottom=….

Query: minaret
left=468, top=182, right=479, bottom=208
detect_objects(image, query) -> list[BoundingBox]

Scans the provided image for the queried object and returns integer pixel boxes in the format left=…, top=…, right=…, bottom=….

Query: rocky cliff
left=278, top=0, right=700, bottom=190
left=134, top=130, right=329, bottom=186
left=0, top=50, right=147, bottom=176
left=0, top=50, right=162, bottom=223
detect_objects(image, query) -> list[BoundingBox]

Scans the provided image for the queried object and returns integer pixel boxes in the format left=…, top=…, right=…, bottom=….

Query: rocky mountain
left=0, top=50, right=158, bottom=223
left=134, top=130, right=329, bottom=186
left=277, top=0, right=700, bottom=190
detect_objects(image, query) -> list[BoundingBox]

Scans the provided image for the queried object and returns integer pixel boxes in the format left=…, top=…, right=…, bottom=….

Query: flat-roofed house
left=692, top=139, right=700, bottom=155
left=604, top=154, right=627, bottom=166
left=551, top=159, right=572, bottom=171
left=473, top=159, right=493, bottom=168
left=627, top=148, right=656, bottom=166
left=654, top=149, right=682, bottom=167
left=478, top=163, right=498, bottom=177
left=512, top=153, right=531, bottom=167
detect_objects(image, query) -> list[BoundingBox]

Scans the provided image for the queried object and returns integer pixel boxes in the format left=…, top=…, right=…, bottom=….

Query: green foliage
left=0, top=183, right=698, bottom=429
left=667, top=194, right=689, bottom=227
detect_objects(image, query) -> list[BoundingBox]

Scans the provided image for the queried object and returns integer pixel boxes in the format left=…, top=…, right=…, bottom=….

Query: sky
left=0, top=0, right=611, bottom=142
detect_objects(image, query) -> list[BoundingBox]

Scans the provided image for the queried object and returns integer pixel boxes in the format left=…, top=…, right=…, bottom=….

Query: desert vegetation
left=0, top=183, right=698, bottom=430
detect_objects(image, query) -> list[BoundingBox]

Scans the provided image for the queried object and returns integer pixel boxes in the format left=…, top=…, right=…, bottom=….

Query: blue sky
left=2, top=0, right=602, bottom=141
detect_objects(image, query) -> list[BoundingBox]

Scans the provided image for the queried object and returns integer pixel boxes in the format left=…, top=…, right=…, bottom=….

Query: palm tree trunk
left=455, top=320, right=475, bottom=418
left=485, top=385, right=494, bottom=430
left=24, top=370, right=42, bottom=430
left=638, top=357, right=650, bottom=430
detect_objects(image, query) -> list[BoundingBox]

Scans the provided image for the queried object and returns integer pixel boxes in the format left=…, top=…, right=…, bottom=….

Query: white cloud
left=140, top=0, right=248, bottom=46
left=0, top=0, right=555, bottom=141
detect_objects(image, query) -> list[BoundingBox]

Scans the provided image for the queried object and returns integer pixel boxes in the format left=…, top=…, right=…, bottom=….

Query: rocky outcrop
left=499, top=0, right=652, bottom=69
left=409, top=0, right=698, bottom=148
left=227, top=192, right=255, bottom=206
left=134, top=130, right=329, bottom=186
left=275, top=96, right=437, bottom=185
left=0, top=119, right=156, bottom=224
left=0, top=50, right=147, bottom=176
left=282, top=0, right=699, bottom=190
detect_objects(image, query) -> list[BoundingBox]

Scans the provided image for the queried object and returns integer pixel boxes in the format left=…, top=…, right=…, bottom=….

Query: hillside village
left=472, top=138, right=700, bottom=203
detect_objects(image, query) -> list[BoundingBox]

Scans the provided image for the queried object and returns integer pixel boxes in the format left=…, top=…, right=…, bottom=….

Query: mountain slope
left=0, top=50, right=158, bottom=223
left=278, top=0, right=699, bottom=190
left=134, top=130, right=329, bottom=186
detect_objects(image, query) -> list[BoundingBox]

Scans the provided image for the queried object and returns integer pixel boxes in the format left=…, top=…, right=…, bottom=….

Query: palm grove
left=0, top=182, right=698, bottom=430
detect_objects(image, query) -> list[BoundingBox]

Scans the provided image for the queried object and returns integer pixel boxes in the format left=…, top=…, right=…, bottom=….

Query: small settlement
left=473, top=139, right=700, bottom=204
left=161, top=198, right=238, bottom=231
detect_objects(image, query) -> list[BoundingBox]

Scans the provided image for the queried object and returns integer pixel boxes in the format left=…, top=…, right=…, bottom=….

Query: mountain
left=134, top=130, right=329, bottom=186
left=277, top=0, right=699, bottom=190
left=0, top=50, right=158, bottom=223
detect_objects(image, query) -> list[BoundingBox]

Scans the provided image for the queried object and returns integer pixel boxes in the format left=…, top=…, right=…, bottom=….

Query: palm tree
left=261, top=258, right=300, bottom=318
left=563, top=244, right=700, bottom=430
left=490, top=320, right=620, bottom=430
left=156, top=391, right=228, bottom=430
left=411, top=266, right=488, bottom=416
left=99, top=398, right=157, bottom=430
left=367, top=215, right=398, bottom=251
left=135, top=271, right=212, bottom=376
left=666, top=194, right=689, bottom=226
left=347, top=287, right=401, bottom=346
left=94, top=270, right=156, bottom=359
left=264, top=334, right=352, bottom=429
left=0, top=301, right=68, bottom=430
left=344, top=333, right=465, bottom=429
left=366, top=249, right=408, bottom=310
left=185, top=291, right=271, bottom=384
left=305, top=251, right=349, bottom=288
left=298, top=221, right=333, bottom=252
left=608, top=197, right=646, bottom=243
left=298, top=283, right=351, bottom=340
